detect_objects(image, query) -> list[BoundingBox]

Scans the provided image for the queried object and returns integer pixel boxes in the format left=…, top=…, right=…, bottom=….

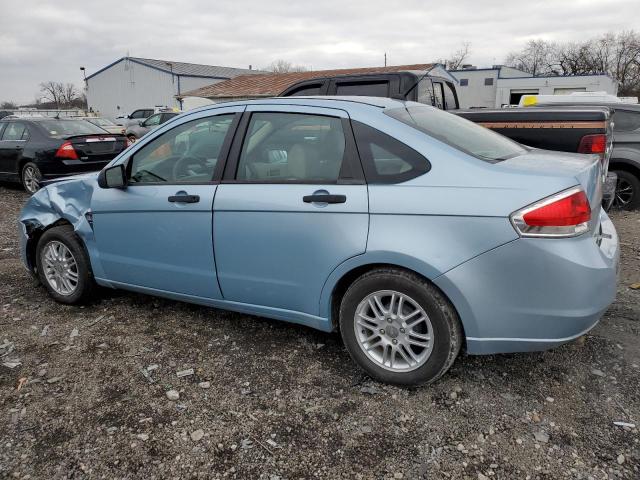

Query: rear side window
left=335, top=81, right=389, bottom=97
left=385, top=105, right=527, bottom=163
left=1, top=122, right=28, bottom=141
left=236, top=112, right=347, bottom=183
left=443, top=83, right=458, bottom=110
left=287, top=84, right=322, bottom=96
left=613, top=110, right=640, bottom=132
left=352, top=121, right=430, bottom=183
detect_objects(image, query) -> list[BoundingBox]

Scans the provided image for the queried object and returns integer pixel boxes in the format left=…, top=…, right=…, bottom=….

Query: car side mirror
left=98, top=164, right=127, bottom=189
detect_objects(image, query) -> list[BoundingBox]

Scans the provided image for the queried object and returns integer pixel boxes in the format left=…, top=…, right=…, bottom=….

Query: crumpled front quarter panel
left=18, top=174, right=98, bottom=272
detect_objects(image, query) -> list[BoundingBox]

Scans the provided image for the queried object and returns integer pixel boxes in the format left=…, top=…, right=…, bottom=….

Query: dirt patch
left=1, top=183, right=638, bottom=479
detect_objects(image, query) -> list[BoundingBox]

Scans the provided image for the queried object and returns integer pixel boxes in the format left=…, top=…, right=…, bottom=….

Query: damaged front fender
left=18, top=173, right=98, bottom=274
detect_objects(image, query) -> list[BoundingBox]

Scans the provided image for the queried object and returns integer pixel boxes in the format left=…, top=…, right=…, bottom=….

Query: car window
left=352, top=121, right=430, bottom=183
left=236, top=112, right=346, bottom=183
left=144, top=114, right=162, bottom=127
left=417, top=80, right=444, bottom=109
left=38, top=120, right=105, bottom=138
left=443, top=82, right=458, bottom=110
left=129, top=114, right=234, bottom=184
left=613, top=110, right=640, bottom=132
left=386, top=105, right=527, bottom=163
left=1, top=122, right=28, bottom=141
left=287, top=84, right=323, bottom=96
left=335, top=81, right=389, bottom=97
left=161, top=113, right=178, bottom=124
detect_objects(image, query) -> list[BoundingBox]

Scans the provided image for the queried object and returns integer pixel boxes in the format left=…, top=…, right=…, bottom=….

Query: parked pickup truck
left=279, top=72, right=617, bottom=208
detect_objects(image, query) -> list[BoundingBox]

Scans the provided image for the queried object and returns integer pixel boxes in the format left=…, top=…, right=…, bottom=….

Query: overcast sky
left=0, top=0, right=636, bottom=104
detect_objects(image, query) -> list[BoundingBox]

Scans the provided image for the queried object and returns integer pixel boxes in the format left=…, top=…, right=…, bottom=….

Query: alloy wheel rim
left=23, top=166, right=40, bottom=193
left=354, top=290, right=434, bottom=372
left=613, top=178, right=634, bottom=208
left=42, top=241, right=79, bottom=296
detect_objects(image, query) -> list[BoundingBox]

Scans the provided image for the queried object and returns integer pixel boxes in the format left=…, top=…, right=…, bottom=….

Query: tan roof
left=179, top=64, right=436, bottom=99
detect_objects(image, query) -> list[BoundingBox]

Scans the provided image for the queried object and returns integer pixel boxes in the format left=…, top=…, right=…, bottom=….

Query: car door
left=90, top=106, right=243, bottom=299
left=213, top=104, right=369, bottom=317
left=0, top=121, right=28, bottom=179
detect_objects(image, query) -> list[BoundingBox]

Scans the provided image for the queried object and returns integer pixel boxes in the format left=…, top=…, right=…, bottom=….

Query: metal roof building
left=85, top=57, right=264, bottom=118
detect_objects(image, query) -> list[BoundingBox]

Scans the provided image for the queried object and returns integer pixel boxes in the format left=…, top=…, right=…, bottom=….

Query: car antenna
left=394, top=64, right=438, bottom=100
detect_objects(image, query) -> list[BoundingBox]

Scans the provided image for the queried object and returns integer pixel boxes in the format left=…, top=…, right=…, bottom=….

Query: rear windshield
left=385, top=105, right=527, bottom=162
left=88, top=117, right=116, bottom=127
left=38, top=120, right=107, bottom=138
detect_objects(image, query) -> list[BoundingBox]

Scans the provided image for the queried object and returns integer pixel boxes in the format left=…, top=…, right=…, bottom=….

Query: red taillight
left=578, top=134, right=606, bottom=155
left=511, top=188, right=591, bottom=237
left=55, top=141, right=78, bottom=160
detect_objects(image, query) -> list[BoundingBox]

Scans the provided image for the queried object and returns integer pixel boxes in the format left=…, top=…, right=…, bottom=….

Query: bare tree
left=38, top=81, right=81, bottom=108
left=505, top=40, right=557, bottom=76
left=265, top=59, right=308, bottom=73
left=0, top=101, right=17, bottom=109
left=444, top=42, right=471, bottom=70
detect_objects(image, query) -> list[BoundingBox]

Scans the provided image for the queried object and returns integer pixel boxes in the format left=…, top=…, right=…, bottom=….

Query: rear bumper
left=434, top=210, right=619, bottom=354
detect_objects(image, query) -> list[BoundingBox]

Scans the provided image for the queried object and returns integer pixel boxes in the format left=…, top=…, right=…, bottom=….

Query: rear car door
left=213, top=104, right=369, bottom=317
left=0, top=121, right=28, bottom=179
left=90, top=106, right=243, bottom=298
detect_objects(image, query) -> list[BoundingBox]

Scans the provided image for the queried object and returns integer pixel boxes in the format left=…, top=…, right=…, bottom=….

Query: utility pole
left=384, top=52, right=387, bottom=67
left=80, top=67, right=89, bottom=114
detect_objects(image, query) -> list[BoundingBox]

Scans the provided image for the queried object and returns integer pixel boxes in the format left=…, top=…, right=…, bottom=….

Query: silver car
left=125, top=112, right=179, bottom=143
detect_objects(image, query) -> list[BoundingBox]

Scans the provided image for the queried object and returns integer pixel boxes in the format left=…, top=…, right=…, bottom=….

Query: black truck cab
left=280, top=71, right=460, bottom=110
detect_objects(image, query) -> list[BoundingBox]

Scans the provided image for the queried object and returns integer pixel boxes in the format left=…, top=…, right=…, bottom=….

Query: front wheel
left=21, top=162, right=42, bottom=194
left=339, top=268, right=463, bottom=386
left=612, top=170, right=640, bottom=210
left=35, top=225, right=96, bottom=304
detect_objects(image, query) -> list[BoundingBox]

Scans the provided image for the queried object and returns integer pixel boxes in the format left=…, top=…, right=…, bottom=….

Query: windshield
left=88, top=117, right=116, bottom=127
left=385, top=105, right=527, bottom=162
left=38, top=120, right=107, bottom=138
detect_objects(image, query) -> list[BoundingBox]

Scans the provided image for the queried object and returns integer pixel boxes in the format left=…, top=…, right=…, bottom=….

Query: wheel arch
left=322, top=256, right=467, bottom=345
left=609, top=158, right=640, bottom=178
left=24, top=218, right=73, bottom=274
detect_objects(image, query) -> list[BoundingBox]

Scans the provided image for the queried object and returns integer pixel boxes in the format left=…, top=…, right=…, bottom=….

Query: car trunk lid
left=65, top=134, right=128, bottom=162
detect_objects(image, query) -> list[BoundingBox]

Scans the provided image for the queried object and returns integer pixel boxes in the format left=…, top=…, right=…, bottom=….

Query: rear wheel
left=35, top=225, right=96, bottom=304
left=612, top=170, right=640, bottom=210
left=339, top=268, right=463, bottom=386
left=21, top=162, right=42, bottom=194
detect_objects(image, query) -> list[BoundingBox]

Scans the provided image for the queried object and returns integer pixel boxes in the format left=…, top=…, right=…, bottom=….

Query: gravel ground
left=0, top=183, right=639, bottom=480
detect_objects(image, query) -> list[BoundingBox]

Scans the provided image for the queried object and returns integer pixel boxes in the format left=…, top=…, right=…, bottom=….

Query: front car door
left=90, top=106, right=243, bottom=299
left=213, top=104, right=369, bottom=324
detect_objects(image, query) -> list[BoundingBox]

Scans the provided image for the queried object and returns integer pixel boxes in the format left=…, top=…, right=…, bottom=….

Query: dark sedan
left=0, top=117, right=128, bottom=193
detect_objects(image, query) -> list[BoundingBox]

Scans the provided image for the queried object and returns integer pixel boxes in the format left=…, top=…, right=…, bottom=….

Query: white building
left=86, top=57, right=263, bottom=119
left=449, top=66, right=618, bottom=108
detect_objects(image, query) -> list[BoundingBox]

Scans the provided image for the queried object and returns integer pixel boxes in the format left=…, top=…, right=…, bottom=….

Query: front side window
left=352, top=121, right=430, bottom=183
left=130, top=110, right=145, bottom=119
left=129, top=114, right=234, bottom=184
left=236, top=112, right=346, bottom=182
left=443, top=83, right=458, bottom=110
left=386, top=105, right=527, bottom=163
left=1, top=122, right=27, bottom=141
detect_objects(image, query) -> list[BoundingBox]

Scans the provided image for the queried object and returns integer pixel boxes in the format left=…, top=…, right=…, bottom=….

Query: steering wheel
left=172, top=153, right=209, bottom=181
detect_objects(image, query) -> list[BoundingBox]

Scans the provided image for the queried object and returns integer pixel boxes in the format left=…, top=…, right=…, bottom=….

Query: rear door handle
left=303, top=194, right=346, bottom=204
left=168, top=194, right=200, bottom=203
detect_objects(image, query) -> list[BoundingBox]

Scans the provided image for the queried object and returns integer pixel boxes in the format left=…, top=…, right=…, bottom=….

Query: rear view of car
left=0, top=117, right=128, bottom=193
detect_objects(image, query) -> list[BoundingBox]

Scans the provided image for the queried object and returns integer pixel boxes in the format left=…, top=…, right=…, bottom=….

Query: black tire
left=35, top=225, right=96, bottom=304
left=21, top=162, right=42, bottom=194
left=339, top=268, right=463, bottom=386
left=612, top=169, right=640, bottom=210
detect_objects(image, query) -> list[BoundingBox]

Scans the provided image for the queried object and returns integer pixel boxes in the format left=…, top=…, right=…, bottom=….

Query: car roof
left=192, top=96, right=407, bottom=114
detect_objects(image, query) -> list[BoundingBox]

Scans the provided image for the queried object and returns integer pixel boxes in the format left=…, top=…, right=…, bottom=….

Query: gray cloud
left=0, top=0, right=636, bottom=103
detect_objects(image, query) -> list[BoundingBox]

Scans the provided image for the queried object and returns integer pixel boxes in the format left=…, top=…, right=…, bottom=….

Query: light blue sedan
left=18, top=97, right=619, bottom=385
